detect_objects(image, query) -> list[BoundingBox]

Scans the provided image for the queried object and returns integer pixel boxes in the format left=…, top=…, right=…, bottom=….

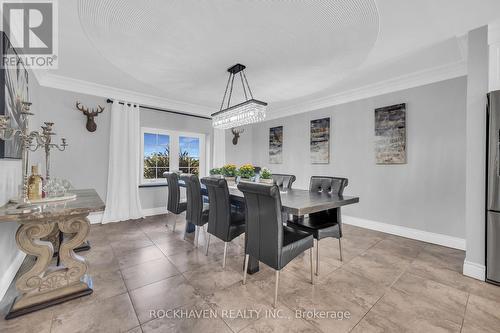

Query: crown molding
left=268, top=60, right=467, bottom=120
left=36, top=59, right=466, bottom=121
left=36, top=73, right=214, bottom=116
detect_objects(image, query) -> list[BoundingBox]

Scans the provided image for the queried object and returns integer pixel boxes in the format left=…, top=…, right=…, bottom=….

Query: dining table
left=174, top=177, right=360, bottom=274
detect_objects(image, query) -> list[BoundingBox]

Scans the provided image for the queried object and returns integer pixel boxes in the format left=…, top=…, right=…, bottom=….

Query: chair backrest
left=237, top=182, right=284, bottom=270
left=165, top=172, right=183, bottom=214
left=272, top=174, right=296, bottom=189
left=309, top=176, right=348, bottom=194
left=180, top=174, right=203, bottom=226
left=200, top=177, right=232, bottom=241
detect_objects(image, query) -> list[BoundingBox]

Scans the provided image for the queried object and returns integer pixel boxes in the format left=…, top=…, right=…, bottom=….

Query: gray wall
left=227, top=77, right=467, bottom=238
left=29, top=86, right=213, bottom=210
left=0, top=75, right=40, bottom=299
left=224, top=127, right=254, bottom=166
left=0, top=160, right=23, bottom=298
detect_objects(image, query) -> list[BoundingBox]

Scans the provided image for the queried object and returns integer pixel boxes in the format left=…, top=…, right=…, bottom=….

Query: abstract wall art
left=269, top=126, right=283, bottom=164
left=310, top=117, right=330, bottom=164
left=374, top=103, right=407, bottom=164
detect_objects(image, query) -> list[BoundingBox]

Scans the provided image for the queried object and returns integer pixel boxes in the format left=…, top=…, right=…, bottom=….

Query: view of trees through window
left=143, top=133, right=170, bottom=180
left=179, top=136, right=200, bottom=175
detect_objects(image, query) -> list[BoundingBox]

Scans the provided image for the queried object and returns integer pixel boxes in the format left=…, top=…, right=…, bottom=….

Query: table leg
left=6, top=214, right=93, bottom=319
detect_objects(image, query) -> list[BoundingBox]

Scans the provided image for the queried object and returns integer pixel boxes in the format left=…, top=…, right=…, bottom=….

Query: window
left=143, top=132, right=170, bottom=182
left=179, top=136, right=200, bottom=175
left=141, top=128, right=206, bottom=184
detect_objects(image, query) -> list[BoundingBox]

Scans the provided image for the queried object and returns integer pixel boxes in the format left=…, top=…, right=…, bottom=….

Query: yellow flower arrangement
left=238, top=164, right=255, bottom=179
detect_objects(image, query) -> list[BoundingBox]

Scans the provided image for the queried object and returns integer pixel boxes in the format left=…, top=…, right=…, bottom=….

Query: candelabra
left=30, top=122, right=68, bottom=180
left=0, top=102, right=66, bottom=207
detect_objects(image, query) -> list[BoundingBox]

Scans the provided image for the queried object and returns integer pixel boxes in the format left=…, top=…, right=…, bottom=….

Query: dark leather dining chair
left=271, top=174, right=296, bottom=189
left=288, top=176, right=348, bottom=276
left=165, top=172, right=187, bottom=232
left=200, top=177, right=246, bottom=268
left=238, top=182, right=314, bottom=307
left=180, top=174, right=209, bottom=248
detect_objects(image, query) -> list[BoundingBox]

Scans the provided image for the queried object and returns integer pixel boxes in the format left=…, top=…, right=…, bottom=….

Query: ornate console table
left=0, top=189, right=104, bottom=319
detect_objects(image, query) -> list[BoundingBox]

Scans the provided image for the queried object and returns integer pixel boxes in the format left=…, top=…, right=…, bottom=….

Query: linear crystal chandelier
left=212, top=64, right=267, bottom=129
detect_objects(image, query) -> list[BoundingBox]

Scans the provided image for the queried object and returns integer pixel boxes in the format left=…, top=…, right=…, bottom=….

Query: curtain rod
left=106, top=98, right=211, bottom=120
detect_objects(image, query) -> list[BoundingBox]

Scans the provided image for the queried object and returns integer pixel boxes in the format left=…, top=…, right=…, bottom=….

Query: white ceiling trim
left=37, top=59, right=466, bottom=121
left=267, top=60, right=467, bottom=120
left=36, top=73, right=214, bottom=116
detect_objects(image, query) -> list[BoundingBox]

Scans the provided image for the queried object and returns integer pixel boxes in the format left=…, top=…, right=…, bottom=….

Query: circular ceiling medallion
left=78, top=0, right=379, bottom=108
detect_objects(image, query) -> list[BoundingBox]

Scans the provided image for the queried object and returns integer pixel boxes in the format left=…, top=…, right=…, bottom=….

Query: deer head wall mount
left=76, top=102, right=104, bottom=132
left=231, top=127, right=244, bottom=145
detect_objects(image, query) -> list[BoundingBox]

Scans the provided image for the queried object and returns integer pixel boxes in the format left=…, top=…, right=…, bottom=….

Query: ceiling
left=38, top=0, right=500, bottom=118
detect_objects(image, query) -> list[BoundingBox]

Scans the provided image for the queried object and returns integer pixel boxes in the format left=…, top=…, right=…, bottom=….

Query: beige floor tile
left=121, top=257, right=180, bottom=290
left=182, top=264, right=243, bottom=296
left=391, top=272, right=468, bottom=320
left=238, top=306, right=320, bottom=333
left=342, top=250, right=410, bottom=287
left=259, top=274, right=369, bottom=333
left=407, top=257, right=473, bottom=293
left=167, top=248, right=221, bottom=273
left=462, top=294, right=500, bottom=333
left=352, top=288, right=462, bottom=333
left=51, top=293, right=139, bottom=333
left=155, top=238, right=197, bottom=256
left=467, top=279, right=500, bottom=304
left=7, top=219, right=500, bottom=333
left=0, top=307, right=53, bottom=333
left=83, top=244, right=121, bottom=274
left=129, top=275, right=202, bottom=324
left=416, top=244, right=465, bottom=273
left=117, top=245, right=166, bottom=270
left=318, top=267, right=388, bottom=309
left=205, top=280, right=275, bottom=332
left=110, top=233, right=154, bottom=253
left=142, top=300, right=232, bottom=333
left=127, top=326, right=143, bottom=333
left=367, top=237, right=424, bottom=261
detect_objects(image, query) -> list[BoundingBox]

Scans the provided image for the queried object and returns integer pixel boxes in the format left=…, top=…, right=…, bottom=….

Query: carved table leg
left=6, top=214, right=93, bottom=319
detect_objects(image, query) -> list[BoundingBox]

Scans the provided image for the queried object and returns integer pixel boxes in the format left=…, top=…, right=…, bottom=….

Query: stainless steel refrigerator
left=487, top=90, right=500, bottom=284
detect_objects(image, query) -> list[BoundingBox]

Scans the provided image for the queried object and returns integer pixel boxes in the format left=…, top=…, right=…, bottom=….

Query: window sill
left=139, top=183, right=167, bottom=188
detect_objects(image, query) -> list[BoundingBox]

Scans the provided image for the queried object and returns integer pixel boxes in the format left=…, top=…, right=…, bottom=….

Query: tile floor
left=1, top=213, right=500, bottom=332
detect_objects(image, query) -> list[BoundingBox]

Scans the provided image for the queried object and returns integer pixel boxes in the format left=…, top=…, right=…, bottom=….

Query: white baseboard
left=88, top=207, right=168, bottom=224
left=142, top=207, right=168, bottom=216
left=342, top=215, right=466, bottom=250
left=0, top=251, right=26, bottom=301
left=463, top=260, right=486, bottom=281
left=88, top=212, right=104, bottom=224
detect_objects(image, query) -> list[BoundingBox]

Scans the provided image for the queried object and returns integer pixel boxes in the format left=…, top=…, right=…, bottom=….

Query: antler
left=231, top=127, right=245, bottom=135
left=76, top=102, right=104, bottom=116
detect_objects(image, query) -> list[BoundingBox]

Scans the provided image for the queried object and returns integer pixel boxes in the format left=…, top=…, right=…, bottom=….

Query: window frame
left=140, top=127, right=206, bottom=185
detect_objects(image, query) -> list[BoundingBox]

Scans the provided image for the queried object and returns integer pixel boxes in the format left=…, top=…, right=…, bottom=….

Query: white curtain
left=102, top=101, right=144, bottom=223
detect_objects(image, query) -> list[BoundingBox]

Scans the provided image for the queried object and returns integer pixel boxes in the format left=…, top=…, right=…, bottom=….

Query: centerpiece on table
left=209, top=167, right=222, bottom=177
left=259, top=168, right=273, bottom=184
left=238, top=164, right=256, bottom=182
left=221, top=164, right=238, bottom=183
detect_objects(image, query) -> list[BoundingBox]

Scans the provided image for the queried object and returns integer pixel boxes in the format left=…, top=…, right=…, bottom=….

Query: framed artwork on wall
left=310, top=117, right=330, bottom=164
left=0, top=32, right=29, bottom=159
left=374, top=103, right=407, bottom=164
left=269, top=126, right=283, bottom=164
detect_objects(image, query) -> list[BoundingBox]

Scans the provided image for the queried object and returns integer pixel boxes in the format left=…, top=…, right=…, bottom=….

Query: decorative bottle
left=28, top=165, right=43, bottom=201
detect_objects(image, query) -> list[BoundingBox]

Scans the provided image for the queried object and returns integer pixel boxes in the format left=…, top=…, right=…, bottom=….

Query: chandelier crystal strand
left=212, top=64, right=267, bottom=129
left=212, top=100, right=266, bottom=129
